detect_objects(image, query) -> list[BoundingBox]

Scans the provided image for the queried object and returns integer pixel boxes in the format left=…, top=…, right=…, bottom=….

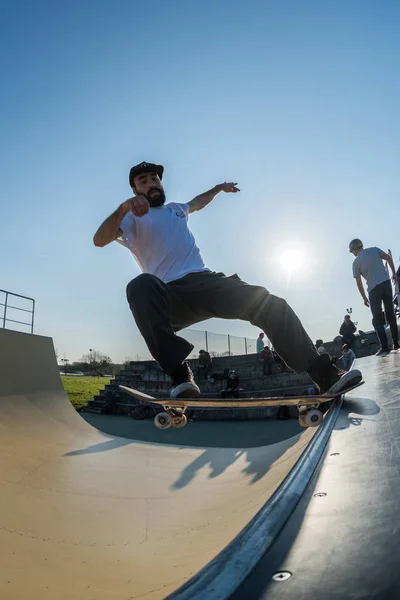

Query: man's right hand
left=120, top=195, right=150, bottom=218
left=364, top=298, right=370, bottom=307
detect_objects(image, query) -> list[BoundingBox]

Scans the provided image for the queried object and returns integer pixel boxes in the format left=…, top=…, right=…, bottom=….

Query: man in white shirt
left=94, top=161, right=362, bottom=398
left=349, top=238, right=399, bottom=356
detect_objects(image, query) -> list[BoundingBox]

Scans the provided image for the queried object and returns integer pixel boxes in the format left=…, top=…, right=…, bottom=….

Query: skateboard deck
left=119, top=381, right=364, bottom=429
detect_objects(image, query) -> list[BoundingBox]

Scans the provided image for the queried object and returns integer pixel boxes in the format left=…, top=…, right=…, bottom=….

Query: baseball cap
left=129, top=161, right=164, bottom=187
left=349, top=238, right=363, bottom=252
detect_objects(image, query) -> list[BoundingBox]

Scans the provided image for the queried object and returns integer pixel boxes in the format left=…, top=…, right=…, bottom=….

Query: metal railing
left=0, top=289, right=35, bottom=334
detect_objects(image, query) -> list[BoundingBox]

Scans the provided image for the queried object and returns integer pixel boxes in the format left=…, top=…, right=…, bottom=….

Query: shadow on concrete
left=334, top=395, right=380, bottom=432
left=81, top=413, right=303, bottom=449
left=170, top=435, right=301, bottom=490
left=65, top=436, right=134, bottom=456
left=77, top=413, right=306, bottom=489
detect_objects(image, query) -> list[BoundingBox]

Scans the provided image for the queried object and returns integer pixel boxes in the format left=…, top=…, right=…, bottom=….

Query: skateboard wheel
left=172, top=415, right=187, bottom=428
left=304, top=409, right=323, bottom=428
left=154, top=412, right=172, bottom=429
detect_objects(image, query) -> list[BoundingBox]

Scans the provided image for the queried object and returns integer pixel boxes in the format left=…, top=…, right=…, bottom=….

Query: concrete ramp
left=0, top=329, right=317, bottom=600
left=0, top=329, right=90, bottom=438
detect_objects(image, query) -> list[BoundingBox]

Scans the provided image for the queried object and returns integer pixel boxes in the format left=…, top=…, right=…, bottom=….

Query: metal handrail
left=0, top=289, right=35, bottom=334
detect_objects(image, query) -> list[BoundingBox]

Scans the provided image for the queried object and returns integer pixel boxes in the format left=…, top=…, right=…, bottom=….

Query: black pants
left=126, top=271, right=318, bottom=375
left=342, top=333, right=355, bottom=347
left=369, top=280, right=399, bottom=349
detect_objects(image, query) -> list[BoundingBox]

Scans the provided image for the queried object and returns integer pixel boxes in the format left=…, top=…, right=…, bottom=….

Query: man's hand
left=120, top=195, right=150, bottom=218
left=215, top=182, right=240, bottom=194
left=392, top=273, right=398, bottom=284
left=94, top=197, right=148, bottom=247
left=364, top=298, right=370, bottom=308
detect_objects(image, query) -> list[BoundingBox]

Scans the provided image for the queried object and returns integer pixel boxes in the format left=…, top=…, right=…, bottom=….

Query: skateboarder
left=93, top=161, right=362, bottom=398
left=349, top=239, right=399, bottom=356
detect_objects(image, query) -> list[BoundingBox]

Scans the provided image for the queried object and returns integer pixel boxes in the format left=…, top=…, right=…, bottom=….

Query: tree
left=80, top=349, right=112, bottom=377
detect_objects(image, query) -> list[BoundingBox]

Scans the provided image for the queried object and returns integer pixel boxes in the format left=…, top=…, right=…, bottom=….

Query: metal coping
left=166, top=396, right=343, bottom=600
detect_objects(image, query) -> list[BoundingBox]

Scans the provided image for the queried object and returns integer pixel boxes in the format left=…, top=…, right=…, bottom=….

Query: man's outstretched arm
left=355, top=275, right=370, bottom=307
left=93, top=205, right=127, bottom=247
left=188, top=182, right=240, bottom=214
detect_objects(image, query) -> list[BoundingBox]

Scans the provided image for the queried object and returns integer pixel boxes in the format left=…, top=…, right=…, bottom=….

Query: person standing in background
left=349, top=239, right=399, bottom=356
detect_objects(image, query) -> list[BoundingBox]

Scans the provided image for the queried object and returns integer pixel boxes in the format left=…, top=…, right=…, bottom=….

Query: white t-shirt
left=116, top=202, right=209, bottom=283
left=352, top=247, right=389, bottom=293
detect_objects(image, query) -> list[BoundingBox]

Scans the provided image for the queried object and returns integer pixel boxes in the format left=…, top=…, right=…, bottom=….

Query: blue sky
left=1, top=0, right=399, bottom=363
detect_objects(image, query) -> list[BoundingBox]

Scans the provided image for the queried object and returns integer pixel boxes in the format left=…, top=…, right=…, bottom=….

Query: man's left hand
left=216, top=182, right=240, bottom=193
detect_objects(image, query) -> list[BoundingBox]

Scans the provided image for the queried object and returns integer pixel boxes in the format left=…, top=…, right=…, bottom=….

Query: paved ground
left=0, top=328, right=316, bottom=600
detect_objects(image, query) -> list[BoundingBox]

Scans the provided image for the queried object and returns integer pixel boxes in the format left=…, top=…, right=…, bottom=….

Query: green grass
left=61, top=375, right=112, bottom=411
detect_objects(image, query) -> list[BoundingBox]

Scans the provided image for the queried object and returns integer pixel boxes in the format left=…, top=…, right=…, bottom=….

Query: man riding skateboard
left=94, top=161, right=362, bottom=398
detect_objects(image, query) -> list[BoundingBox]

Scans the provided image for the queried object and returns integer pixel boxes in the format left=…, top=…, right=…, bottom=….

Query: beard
left=145, top=187, right=166, bottom=207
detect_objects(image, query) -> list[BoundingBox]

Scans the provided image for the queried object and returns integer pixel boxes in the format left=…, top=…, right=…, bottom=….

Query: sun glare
left=279, top=249, right=305, bottom=271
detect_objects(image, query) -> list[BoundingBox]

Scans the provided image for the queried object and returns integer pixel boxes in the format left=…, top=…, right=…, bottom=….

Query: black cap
left=129, top=161, right=164, bottom=187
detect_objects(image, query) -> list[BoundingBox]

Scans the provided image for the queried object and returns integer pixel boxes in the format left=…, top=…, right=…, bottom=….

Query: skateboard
left=119, top=381, right=364, bottom=430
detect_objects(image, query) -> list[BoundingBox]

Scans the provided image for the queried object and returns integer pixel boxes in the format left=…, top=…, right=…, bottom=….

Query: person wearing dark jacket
left=197, top=349, right=212, bottom=379
left=339, top=315, right=357, bottom=347
left=260, top=346, right=275, bottom=374
left=221, top=371, right=240, bottom=398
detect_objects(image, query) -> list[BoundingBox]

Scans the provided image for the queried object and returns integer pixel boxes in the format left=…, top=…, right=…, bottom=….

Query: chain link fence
left=180, top=328, right=259, bottom=358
